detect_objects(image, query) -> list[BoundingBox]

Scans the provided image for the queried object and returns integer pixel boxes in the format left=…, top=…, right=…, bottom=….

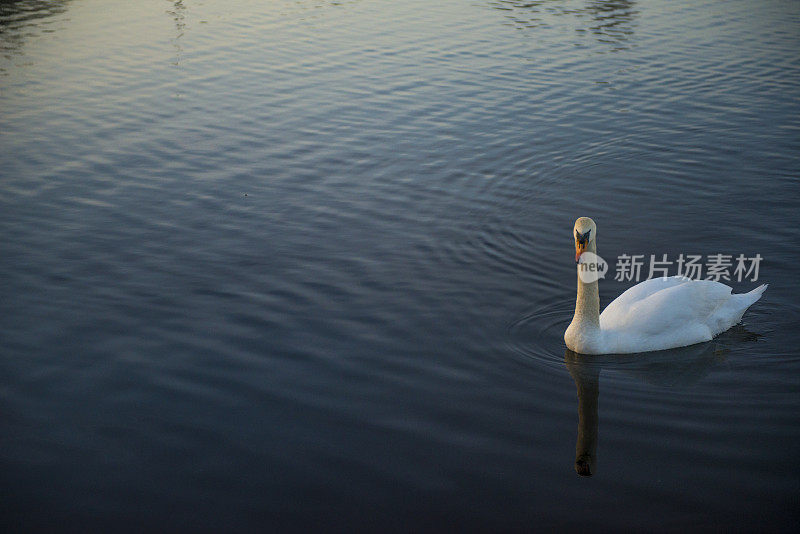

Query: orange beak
left=575, top=241, right=585, bottom=263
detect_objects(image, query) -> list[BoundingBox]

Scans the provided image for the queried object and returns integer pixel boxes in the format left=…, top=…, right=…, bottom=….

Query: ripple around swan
left=506, top=294, right=778, bottom=399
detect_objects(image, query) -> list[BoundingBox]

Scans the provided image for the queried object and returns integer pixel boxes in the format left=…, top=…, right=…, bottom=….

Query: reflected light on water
left=488, top=0, right=637, bottom=51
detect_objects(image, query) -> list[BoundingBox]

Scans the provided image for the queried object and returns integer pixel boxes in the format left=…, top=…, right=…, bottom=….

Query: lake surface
left=2, top=0, right=799, bottom=530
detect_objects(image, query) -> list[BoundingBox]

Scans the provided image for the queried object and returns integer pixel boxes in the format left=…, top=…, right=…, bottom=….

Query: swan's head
left=573, top=217, right=596, bottom=263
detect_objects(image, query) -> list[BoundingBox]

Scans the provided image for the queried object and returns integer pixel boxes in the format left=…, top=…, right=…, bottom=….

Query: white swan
left=564, top=217, right=767, bottom=354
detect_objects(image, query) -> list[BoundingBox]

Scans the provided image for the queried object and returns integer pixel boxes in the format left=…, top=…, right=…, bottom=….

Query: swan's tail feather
left=744, top=283, right=768, bottom=305
left=708, top=284, right=767, bottom=336
left=724, top=283, right=767, bottom=327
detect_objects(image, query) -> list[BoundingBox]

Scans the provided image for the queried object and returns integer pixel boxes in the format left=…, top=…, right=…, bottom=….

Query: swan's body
left=564, top=217, right=767, bottom=355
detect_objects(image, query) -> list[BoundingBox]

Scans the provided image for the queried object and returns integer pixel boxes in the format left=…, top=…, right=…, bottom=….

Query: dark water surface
left=2, top=0, right=799, bottom=531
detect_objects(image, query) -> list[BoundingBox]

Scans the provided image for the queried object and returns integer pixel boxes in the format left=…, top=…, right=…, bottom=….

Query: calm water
left=2, top=0, right=799, bottom=530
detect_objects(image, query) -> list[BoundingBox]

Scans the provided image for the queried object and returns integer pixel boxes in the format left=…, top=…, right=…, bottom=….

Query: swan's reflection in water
left=564, top=326, right=759, bottom=477
left=565, top=350, right=600, bottom=476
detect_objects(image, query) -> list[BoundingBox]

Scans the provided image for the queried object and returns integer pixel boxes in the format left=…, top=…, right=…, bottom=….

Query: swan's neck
left=574, top=244, right=600, bottom=329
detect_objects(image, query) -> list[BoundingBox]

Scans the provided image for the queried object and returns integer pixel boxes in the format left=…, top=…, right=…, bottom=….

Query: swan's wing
left=600, top=276, right=692, bottom=321
left=600, top=278, right=732, bottom=336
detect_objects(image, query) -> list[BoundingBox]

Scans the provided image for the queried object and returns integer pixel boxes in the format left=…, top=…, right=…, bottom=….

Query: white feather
left=596, top=276, right=767, bottom=354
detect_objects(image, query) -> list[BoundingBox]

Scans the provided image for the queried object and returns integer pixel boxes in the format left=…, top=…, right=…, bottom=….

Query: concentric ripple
left=507, top=296, right=574, bottom=373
